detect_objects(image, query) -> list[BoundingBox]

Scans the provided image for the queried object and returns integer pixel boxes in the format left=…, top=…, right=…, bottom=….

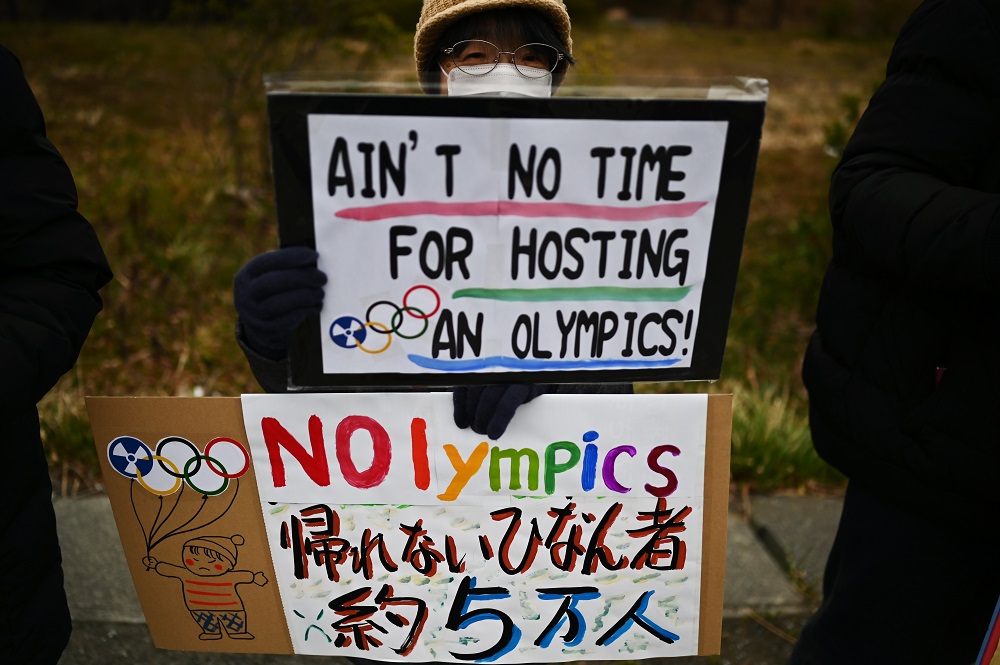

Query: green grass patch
left=636, top=382, right=844, bottom=493
left=729, top=384, right=844, bottom=492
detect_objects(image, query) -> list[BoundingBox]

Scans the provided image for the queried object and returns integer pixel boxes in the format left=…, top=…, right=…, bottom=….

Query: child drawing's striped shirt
left=181, top=573, right=253, bottom=611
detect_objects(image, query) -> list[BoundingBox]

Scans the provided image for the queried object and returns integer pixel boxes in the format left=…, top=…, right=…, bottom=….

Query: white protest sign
left=88, top=394, right=729, bottom=659
left=241, top=392, right=713, bottom=661
left=308, top=115, right=727, bottom=377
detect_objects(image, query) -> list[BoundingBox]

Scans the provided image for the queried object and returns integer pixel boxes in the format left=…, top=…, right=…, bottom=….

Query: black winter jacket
left=803, top=0, right=1000, bottom=518
left=0, top=46, right=112, bottom=663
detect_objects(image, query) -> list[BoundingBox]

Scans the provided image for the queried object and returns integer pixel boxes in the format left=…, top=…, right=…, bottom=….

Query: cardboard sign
left=269, top=91, right=765, bottom=388
left=88, top=393, right=731, bottom=660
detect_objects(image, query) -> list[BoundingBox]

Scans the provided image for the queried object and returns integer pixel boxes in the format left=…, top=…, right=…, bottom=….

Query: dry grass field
left=0, top=19, right=897, bottom=493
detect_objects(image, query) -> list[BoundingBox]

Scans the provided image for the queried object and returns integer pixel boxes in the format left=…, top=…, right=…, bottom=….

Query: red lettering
left=645, top=445, right=680, bottom=497
left=261, top=416, right=330, bottom=488
left=411, top=418, right=431, bottom=491
left=336, top=415, right=391, bottom=489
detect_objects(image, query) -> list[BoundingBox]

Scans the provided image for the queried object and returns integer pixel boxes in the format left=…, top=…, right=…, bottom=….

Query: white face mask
left=443, top=63, right=553, bottom=98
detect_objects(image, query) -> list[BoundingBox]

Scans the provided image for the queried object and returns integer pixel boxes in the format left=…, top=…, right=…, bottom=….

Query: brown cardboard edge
left=698, top=394, right=732, bottom=656
left=86, top=395, right=731, bottom=658
left=84, top=396, right=295, bottom=655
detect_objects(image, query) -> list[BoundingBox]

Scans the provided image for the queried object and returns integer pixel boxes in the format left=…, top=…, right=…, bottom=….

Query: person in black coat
left=792, top=1, right=1000, bottom=663
left=0, top=46, right=113, bottom=664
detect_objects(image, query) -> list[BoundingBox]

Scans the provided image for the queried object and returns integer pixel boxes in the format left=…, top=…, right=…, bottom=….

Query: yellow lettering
left=436, top=442, right=489, bottom=501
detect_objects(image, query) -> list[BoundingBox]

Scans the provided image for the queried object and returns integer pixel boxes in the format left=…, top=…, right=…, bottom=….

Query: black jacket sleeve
left=0, top=46, right=113, bottom=408
left=236, top=319, right=291, bottom=393
left=829, top=0, right=1000, bottom=292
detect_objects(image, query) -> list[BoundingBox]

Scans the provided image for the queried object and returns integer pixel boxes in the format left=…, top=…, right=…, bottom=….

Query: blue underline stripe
left=407, top=355, right=683, bottom=371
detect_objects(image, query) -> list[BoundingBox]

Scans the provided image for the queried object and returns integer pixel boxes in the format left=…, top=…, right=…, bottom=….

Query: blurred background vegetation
left=0, top=0, right=917, bottom=496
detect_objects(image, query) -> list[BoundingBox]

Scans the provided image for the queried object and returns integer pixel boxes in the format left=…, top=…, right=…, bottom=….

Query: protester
left=0, top=46, right=113, bottom=664
left=792, top=0, right=1000, bottom=662
left=414, top=0, right=574, bottom=96
left=234, top=0, right=628, bottom=442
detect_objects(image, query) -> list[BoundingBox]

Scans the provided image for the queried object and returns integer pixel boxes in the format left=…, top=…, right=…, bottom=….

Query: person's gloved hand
left=453, top=384, right=555, bottom=440
left=233, top=246, right=327, bottom=360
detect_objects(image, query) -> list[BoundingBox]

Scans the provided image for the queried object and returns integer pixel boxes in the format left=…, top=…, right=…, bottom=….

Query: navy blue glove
left=453, top=384, right=554, bottom=440
left=233, top=246, right=327, bottom=360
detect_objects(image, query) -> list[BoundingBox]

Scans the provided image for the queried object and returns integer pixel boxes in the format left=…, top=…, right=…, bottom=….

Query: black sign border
left=268, top=93, right=764, bottom=389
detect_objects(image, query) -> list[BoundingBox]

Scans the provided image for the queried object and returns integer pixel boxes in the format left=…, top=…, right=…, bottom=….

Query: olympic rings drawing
left=156, top=436, right=200, bottom=479
left=184, top=454, right=229, bottom=496
left=119, top=435, right=248, bottom=559
left=108, top=435, right=249, bottom=496
left=135, top=455, right=182, bottom=496
left=331, top=284, right=441, bottom=354
left=205, top=437, right=250, bottom=478
left=356, top=321, right=392, bottom=354
left=390, top=307, right=429, bottom=340
left=404, top=284, right=441, bottom=318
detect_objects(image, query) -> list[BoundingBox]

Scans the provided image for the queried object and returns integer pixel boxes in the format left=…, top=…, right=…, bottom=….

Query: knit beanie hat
left=414, top=0, right=572, bottom=82
left=186, top=534, right=244, bottom=567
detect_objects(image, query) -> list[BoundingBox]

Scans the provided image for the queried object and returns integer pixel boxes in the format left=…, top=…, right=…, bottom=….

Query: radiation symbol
left=330, top=316, right=367, bottom=349
left=108, top=436, right=155, bottom=479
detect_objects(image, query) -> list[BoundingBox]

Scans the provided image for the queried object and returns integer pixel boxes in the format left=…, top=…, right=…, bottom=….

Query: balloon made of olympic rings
left=390, top=305, right=429, bottom=340
left=156, top=436, right=201, bottom=479
left=365, top=300, right=403, bottom=335
left=184, top=455, right=230, bottom=496
left=136, top=455, right=183, bottom=496
left=204, top=437, right=250, bottom=479
left=107, top=436, right=154, bottom=479
left=356, top=321, right=392, bottom=354
left=404, top=284, right=441, bottom=319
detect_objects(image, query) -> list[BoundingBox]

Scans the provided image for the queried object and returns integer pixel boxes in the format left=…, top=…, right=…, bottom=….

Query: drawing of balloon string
left=330, top=284, right=441, bottom=354
left=107, top=435, right=250, bottom=565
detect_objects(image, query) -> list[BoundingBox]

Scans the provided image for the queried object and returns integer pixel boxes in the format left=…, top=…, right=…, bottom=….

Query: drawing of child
left=142, top=534, right=268, bottom=641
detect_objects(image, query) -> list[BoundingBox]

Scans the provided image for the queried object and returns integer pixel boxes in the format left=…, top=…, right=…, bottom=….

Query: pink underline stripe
left=334, top=200, right=708, bottom=222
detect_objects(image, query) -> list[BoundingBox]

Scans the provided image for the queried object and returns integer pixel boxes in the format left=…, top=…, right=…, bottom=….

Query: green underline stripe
left=452, top=286, right=693, bottom=302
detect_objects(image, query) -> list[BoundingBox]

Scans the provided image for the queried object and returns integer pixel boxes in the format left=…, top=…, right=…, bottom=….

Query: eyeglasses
left=441, top=40, right=563, bottom=79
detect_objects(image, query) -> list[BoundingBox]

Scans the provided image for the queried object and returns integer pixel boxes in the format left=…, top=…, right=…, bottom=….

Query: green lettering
left=545, top=441, right=581, bottom=494
left=490, top=447, right=540, bottom=491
